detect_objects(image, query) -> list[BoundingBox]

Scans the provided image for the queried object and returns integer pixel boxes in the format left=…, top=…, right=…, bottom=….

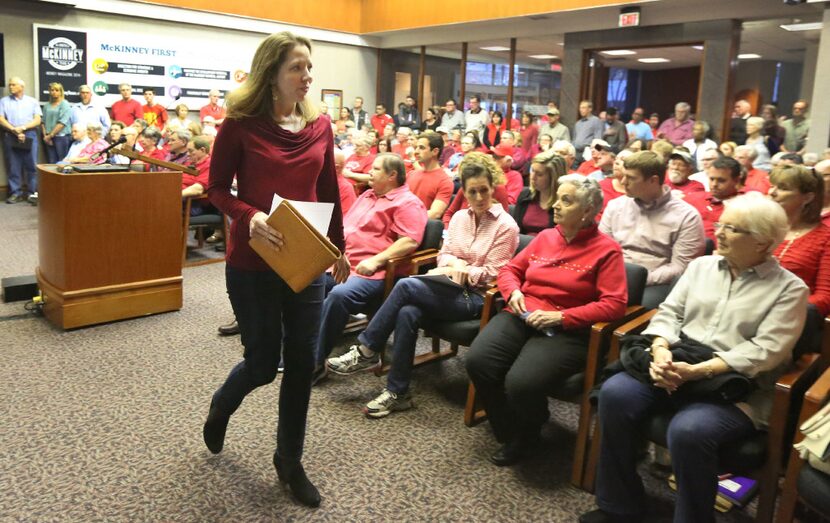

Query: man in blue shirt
left=572, top=100, right=605, bottom=162
left=71, top=84, right=110, bottom=134
left=0, top=77, right=42, bottom=203
left=625, top=107, right=654, bottom=142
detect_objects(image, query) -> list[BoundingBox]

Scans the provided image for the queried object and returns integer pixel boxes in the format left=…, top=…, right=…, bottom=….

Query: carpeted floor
left=0, top=202, right=755, bottom=522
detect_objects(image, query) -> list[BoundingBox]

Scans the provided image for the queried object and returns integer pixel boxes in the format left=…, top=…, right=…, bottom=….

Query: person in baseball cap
left=666, top=148, right=705, bottom=197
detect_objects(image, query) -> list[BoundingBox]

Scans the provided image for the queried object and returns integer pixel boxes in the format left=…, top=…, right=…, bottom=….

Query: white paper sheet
left=269, top=194, right=335, bottom=237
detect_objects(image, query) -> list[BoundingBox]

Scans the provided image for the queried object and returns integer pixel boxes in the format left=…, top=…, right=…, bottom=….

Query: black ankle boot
left=273, top=453, right=321, bottom=508
left=202, top=401, right=229, bottom=454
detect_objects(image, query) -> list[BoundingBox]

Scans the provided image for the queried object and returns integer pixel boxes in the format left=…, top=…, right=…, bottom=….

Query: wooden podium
left=36, top=165, right=183, bottom=329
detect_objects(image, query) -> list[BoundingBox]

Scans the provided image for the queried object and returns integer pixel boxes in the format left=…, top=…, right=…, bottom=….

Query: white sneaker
left=326, top=345, right=379, bottom=375
left=363, top=388, right=413, bottom=418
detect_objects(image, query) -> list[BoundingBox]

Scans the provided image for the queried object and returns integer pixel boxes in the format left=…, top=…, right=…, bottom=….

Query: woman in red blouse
left=597, top=149, right=631, bottom=219
left=519, top=111, right=539, bottom=157
left=511, top=150, right=566, bottom=235
left=325, top=155, right=519, bottom=418
left=467, top=174, right=627, bottom=466
left=769, top=164, right=830, bottom=317
left=203, top=32, right=346, bottom=508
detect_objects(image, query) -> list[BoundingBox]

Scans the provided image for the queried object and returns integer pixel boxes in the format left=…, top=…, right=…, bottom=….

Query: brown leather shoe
left=217, top=320, right=239, bottom=336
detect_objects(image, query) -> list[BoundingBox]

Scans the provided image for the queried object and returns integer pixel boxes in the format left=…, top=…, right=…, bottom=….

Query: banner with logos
left=34, top=24, right=250, bottom=108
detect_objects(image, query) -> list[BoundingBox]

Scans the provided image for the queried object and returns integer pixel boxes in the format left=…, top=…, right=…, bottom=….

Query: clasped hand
left=649, top=348, right=698, bottom=393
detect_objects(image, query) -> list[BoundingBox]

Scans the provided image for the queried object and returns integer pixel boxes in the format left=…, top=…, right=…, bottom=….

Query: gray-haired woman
left=582, top=193, right=809, bottom=523
left=467, top=175, right=628, bottom=466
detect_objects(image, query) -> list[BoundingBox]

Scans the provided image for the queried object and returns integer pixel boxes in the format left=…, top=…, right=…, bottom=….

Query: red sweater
left=497, top=224, right=627, bottom=329
left=665, top=178, right=705, bottom=198
left=773, top=224, right=830, bottom=316
left=207, top=114, right=344, bottom=271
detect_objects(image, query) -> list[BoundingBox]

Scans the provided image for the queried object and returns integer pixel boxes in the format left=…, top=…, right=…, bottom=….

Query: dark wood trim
left=418, top=45, right=426, bottom=119
left=506, top=37, right=517, bottom=129
left=375, top=47, right=382, bottom=106
left=459, top=42, right=468, bottom=108
left=720, top=28, right=741, bottom=143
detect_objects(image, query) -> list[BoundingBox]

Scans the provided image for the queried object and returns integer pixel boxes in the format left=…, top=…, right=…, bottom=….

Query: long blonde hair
left=458, top=151, right=506, bottom=186
left=530, top=149, right=567, bottom=209
left=226, top=32, right=319, bottom=123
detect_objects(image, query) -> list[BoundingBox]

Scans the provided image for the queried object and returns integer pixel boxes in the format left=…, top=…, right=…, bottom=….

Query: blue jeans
left=210, top=266, right=324, bottom=462
left=315, top=274, right=386, bottom=366
left=3, top=131, right=38, bottom=196
left=45, top=135, right=72, bottom=164
left=595, top=371, right=756, bottom=523
left=358, top=277, right=484, bottom=394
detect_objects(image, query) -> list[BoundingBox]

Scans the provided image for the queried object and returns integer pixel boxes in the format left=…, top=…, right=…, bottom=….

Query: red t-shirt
left=407, top=167, right=454, bottom=210
left=521, top=202, right=551, bottom=236
left=371, top=113, right=394, bottom=134
left=685, top=192, right=729, bottom=242
left=598, top=177, right=625, bottom=215
left=207, top=114, right=344, bottom=271
left=200, top=104, right=226, bottom=124
left=345, top=153, right=375, bottom=174
left=744, top=169, right=771, bottom=194
left=182, top=155, right=211, bottom=190
left=142, top=104, right=168, bottom=130
left=577, top=159, right=597, bottom=175
left=666, top=178, right=706, bottom=198
left=338, top=174, right=357, bottom=216
left=504, top=169, right=524, bottom=204
left=773, top=224, right=830, bottom=316
left=110, top=99, right=143, bottom=126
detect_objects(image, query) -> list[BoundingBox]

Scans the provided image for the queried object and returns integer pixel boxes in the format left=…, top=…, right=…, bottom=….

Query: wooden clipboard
left=248, top=200, right=341, bottom=293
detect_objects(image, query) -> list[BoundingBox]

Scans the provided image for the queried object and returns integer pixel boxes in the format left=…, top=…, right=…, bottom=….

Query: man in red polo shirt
left=313, top=153, right=427, bottom=381
left=199, top=89, right=226, bottom=126
left=110, top=83, right=143, bottom=126
left=142, top=88, right=168, bottom=131
left=183, top=136, right=211, bottom=198
left=371, top=103, right=394, bottom=135
left=408, top=131, right=454, bottom=219
left=685, top=156, right=743, bottom=242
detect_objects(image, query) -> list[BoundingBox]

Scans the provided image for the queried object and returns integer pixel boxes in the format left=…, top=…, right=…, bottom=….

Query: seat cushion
left=424, top=319, right=480, bottom=347
left=645, top=412, right=767, bottom=472
left=798, top=464, right=830, bottom=517
left=189, top=214, right=223, bottom=227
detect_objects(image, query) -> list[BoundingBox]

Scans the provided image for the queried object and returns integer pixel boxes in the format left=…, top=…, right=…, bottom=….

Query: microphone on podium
left=91, top=135, right=127, bottom=161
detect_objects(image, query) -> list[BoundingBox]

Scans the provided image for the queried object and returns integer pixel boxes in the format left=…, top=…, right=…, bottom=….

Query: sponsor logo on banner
left=36, top=26, right=88, bottom=103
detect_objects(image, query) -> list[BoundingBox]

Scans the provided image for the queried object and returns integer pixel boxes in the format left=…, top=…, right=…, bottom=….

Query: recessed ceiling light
left=480, top=46, right=511, bottom=52
left=528, top=54, right=558, bottom=59
left=601, top=50, right=636, bottom=56
left=691, top=45, right=704, bottom=50
left=780, top=22, right=823, bottom=31
left=638, top=58, right=671, bottom=63
left=738, top=53, right=762, bottom=60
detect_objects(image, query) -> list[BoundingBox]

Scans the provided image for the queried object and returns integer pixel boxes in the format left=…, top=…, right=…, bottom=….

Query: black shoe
left=489, top=440, right=528, bottom=467
left=214, top=244, right=226, bottom=253
left=578, top=509, right=642, bottom=523
left=202, top=402, right=229, bottom=454
left=273, top=453, right=321, bottom=508
left=5, top=194, right=22, bottom=204
left=217, top=320, right=239, bottom=336
left=310, top=364, right=328, bottom=386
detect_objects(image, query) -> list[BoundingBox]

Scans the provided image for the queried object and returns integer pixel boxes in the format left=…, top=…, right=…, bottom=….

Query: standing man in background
left=351, top=96, right=369, bottom=131
left=573, top=100, right=604, bottom=163
left=200, top=89, right=226, bottom=126
left=0, top=77, right=42, bottom=204
left=72, top=84, right=110, bottom=134
left=110, top=84, right=143, bottom=126
left=142, top=88, right=168, bottom=130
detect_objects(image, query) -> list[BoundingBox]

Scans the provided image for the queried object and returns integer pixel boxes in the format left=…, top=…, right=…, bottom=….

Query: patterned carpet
left=0, top=202, right=755, bottom=522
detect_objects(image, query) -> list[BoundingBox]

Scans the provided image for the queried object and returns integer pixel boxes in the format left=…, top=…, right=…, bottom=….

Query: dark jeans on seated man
left=314, top=273, right=386, bottom=367
left=594, top=371, right=756, bottom=523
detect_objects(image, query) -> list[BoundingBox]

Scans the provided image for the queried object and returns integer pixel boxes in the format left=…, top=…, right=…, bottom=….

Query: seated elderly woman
left=466, top=175, right=627, bottom=466
left=67, top=123, right=109, bottom=164
left=512, top=149, right=568, bottom=235
left=581, top=193, right=809, bottom=523
left=325, top=157, right=520, bottom=418
left=768, top=164, right=830, bottom=317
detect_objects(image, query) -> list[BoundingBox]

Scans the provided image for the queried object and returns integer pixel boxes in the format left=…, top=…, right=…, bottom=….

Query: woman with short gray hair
left=69, top=122, right=108, bottom=164
left=466, top=170, right=627, bottom=467
left=584, top=192, right=809, bottom=523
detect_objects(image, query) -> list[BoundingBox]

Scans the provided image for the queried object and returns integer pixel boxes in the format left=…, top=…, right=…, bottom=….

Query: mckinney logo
left=42, top=37, right=84, bottom=71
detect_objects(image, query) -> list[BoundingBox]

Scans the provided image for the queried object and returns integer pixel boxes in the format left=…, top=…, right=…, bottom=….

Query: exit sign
left=619, top=11, right=640, bottom=27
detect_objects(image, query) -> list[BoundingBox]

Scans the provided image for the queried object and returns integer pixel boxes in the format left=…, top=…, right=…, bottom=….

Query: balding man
left=71, top=84, right=110, bottom=133
left=0, top=77, right=42, bottom=203
left=199, top=89, right=225, bottom=126
left=729, top=99, right=752, bottom=145
left=656, top=102, right=695, bottom=146
left=110, top=83, right=143, bottom=125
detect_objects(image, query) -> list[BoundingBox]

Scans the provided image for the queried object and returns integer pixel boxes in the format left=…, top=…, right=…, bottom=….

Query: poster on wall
left=34, top=24, right=250, bottom=108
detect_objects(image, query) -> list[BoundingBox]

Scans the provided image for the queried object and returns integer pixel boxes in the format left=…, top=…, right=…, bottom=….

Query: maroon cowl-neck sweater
left=207, top=114, right=345, bottom=271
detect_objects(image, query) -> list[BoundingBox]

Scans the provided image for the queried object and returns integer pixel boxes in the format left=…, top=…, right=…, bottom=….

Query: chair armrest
left=581, top=306, right=649, bottom=393
left=805, top=364, right=830, bottom=407
left=383, top=248, right=439, bottom=296
left=606, top=309, right=658, bottom=363
left=479, top=286, right=501, bottom=330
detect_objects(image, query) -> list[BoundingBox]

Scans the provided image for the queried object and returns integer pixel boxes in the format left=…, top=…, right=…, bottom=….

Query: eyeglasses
left=714, top=222, right=750, bottom=235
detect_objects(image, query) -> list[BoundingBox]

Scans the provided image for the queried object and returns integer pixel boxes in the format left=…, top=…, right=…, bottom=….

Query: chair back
left=420, top=219, right=444, bottom=251
left=516, top=234, right=534, bottom=254
left=624, top=263, right=648, bottom=307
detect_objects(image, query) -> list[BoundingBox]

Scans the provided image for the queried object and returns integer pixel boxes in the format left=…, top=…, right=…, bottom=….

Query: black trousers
left=466, top=311, right=590, bottom=443
left=211, top=266, right=324, bottom=463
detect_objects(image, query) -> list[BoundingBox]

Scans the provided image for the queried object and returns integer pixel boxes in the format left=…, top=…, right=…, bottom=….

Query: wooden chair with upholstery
left=182, top=195, right=229, bottom=267
left=581, top=313, right=828, bottom=523
left=463, top=261, right=651, bottom=489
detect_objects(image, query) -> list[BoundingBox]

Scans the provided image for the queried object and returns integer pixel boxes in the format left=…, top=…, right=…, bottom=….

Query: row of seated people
left=307, top=139, right=828, bottom=521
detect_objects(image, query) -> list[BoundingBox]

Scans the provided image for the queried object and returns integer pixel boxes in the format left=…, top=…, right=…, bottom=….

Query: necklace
left=778, top=226, right=812, bottom=259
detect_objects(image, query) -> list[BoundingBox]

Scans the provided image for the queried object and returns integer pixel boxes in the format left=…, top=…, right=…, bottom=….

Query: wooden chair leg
left=463, top=381, right=487, bottom=427
left=583, top=415, right=601, bottom=492
left=432, top=336, right=440, bottom=353
left=571, top=395, right=596, bottom=489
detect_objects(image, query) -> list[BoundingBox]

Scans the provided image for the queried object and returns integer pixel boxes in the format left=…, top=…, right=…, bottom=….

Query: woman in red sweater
left=466, top=175, right=627, bottom=466
left=203, top=32, right=346, bottom=508
left=769, top=164, right=830, bottom=319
